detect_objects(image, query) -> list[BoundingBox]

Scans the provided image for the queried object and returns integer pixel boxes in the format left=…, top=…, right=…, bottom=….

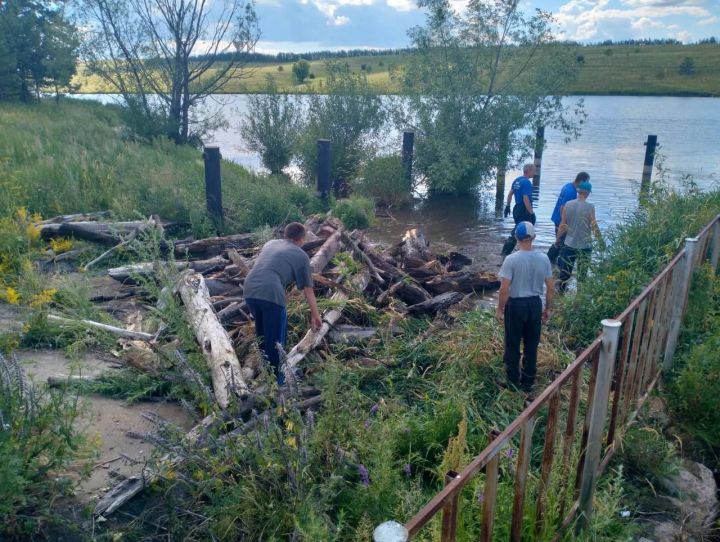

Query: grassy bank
left=74, top=43, right=720, bottom=96
left=0, top=99, right=319, bottom=234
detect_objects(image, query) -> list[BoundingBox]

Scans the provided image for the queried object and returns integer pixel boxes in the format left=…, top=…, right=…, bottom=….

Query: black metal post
left=402, top=131, right=414, bottom=184
left=496, top=134, right=509, bottom=212
left=533, top=125, right=545, bottom=188
left=203, top=146, right=223, bottom=225
left=317, top=139, right=331, bottom=199
left=641, top=135, right=658, bottom=196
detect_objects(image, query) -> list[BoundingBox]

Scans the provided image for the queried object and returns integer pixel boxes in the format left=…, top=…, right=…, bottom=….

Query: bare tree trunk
left=177, top=272, right=248, bottom=408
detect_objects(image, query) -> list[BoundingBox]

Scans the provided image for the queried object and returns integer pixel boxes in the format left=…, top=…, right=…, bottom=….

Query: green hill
left=74, top=43, right=720, bottom=96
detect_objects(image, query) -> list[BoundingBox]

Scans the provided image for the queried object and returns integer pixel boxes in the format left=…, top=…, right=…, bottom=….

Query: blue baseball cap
left=515, top=221, right=535, bottom=240
left=578, top=180, right=592, bottom=192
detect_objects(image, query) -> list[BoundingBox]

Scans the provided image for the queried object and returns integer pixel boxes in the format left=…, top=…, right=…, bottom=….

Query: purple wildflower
left=364, top=419, right=371, bottom=429
left=476, top=492, right=484, bottom=505
left=369, top=403, right=379, bottom=416
left=506, top=448, right=515, bottom=459
left=358, top=464, right=370, bottom=487
left=404, top=463, right=412, bottom=478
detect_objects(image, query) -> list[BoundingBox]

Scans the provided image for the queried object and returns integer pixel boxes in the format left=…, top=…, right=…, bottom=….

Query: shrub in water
left=332, top=196, right=375, bottom=230
left=354, top=155, right=412, bottom=207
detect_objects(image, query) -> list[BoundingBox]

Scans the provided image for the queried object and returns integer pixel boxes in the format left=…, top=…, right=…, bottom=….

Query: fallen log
left=40, top=211, right=112, bottom=224
left=107, top=256, right=228, bottom=283
left=329, top=325, right=378, bottom=343
left=309, top=229, right=345, bottom=273
left=423, top=271, right=501, bottom=295
left=226, top=249, right=251, bottom=278
left=285, top=270, right=371, bottom=370
left=40, top=220, right=173, bottom=246
left=217, top=301, right=250, bottom=324
left=174, top=233, right=254, bottom=257
left=398, top=228, right=432, bottom=262
left=397, top=281, right=433, bottom=306
left=83, top=218, right=158, bottom=271
left=341, top=231, right=385, bottom=285
left=444, top=251, right=473, bottom=272
left=47, top=314, right=155, bottom=341
left=177, top=272, right=248, bottom=408
left=407, top=291, right=465, bottom=315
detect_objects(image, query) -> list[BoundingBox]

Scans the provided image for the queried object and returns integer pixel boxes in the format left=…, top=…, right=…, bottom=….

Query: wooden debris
left=309, top=229, right=345, bottom=273
left=174, top=233, right=254, bottom=257
left=407, top=292, right=465, bottom=315
left=329, top=325, right=378, bottom=343
left=47, top=314, right=155, bottom=341
left=176, top=272, right=248, bottom=408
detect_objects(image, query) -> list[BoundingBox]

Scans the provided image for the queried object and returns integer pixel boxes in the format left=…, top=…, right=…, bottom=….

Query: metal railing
left=375, top=214, right=720, bottom=542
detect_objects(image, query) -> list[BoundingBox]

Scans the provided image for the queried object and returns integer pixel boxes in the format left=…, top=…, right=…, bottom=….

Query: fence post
left=373, top=521, right=409, bottom=542
left=402, top=131, right=414, bottom=185
left=711, top=220, right=720, bottom=272
left=577, top=319, right=622, bottom=531
left=203, top=146, right=223, bottom=225
left=663, top=237, right=699, bottom=371
left=640, top=135, right=658, bottom=196
left=440, top=471, right=460, bottom=542
left=317, top=139, right=331, bottom=199
left=532, top=126, right=544, bottom=188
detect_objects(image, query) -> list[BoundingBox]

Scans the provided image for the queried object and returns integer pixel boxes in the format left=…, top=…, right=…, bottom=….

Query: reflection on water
left=72, top=94, right=720, bottom=269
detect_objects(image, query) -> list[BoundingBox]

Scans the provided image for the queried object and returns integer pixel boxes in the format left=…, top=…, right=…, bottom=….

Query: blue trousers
left=245, top=298, right=288, bottom=384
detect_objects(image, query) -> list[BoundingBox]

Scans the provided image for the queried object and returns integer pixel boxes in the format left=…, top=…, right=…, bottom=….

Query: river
left=73, top=94, right=720, bottom=265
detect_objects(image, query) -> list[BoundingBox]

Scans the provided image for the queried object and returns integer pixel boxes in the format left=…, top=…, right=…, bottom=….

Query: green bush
left=354, top=155, right=412, bottom=207
left=332, top=196, right=375, bottom=230
left=0, top=353, right=86, bottom=538
left=620, top=426, right=677, bottom=481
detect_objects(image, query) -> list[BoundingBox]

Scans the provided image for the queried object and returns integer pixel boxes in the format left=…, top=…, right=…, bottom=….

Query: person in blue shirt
left=547, top=171, right=590, bottom=264
left=501, top=163, right=536, bottom=256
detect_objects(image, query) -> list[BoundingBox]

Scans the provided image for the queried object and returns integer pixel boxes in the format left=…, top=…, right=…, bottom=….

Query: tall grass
left=0, top=99, right=320, bottom=233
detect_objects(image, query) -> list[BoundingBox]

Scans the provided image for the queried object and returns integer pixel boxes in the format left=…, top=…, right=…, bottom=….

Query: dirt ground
left=17, top=348, right=193, bottom=503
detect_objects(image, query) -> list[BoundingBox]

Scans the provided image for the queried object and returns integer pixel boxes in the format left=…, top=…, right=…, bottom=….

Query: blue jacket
left=511, top=176, right=533, bottom=207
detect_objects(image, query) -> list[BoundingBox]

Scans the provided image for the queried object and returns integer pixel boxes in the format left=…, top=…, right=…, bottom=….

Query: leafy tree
left=80, top=0, right=259, bottom=145
left=295, top=63, right=384, bottom=192
left=292, top=59, right=311, bottom=84
left=0, top=0, right=79, bottom=102
left=241, top=77, right=302, bottom=175
left=678, top=57, right=696, bottom=76
left=395, top=0, right=584, bottom=194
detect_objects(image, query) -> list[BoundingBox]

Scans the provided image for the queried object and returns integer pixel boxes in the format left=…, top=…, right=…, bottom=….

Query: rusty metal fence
left=374, top=215, right=720, bottom=542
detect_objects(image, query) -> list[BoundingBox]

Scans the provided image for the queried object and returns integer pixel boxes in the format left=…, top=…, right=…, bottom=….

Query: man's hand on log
left=311, top=311, right=322, bottom=331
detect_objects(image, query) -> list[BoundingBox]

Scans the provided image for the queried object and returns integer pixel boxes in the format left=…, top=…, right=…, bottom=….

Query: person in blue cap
left=496, top=221, right=554, bottom=394
left=501, top=163, right=536, bottom=256
left=547, top=171, right=590, bottom=264
left=556, top=180, right=602, bottom=292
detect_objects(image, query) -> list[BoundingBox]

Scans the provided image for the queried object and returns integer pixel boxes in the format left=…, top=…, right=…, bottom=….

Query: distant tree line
left=0, top=0, right=79, bottom=102
left=192, top=48, right=411, bottom=64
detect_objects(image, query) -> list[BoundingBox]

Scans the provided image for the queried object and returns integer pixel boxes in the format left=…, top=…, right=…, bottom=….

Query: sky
left=253, top=0, right=720, bottom=53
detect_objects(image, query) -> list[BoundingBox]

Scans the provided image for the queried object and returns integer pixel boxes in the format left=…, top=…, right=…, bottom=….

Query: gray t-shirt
left=564, top=199, right=595, bottom=250
left=498, top=249, right=553, bottom=298
left=243, top=239, right=313, bottom=307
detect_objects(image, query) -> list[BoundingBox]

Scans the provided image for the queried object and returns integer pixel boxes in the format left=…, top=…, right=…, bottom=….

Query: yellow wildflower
left=30, top=288, right=57, bottom=308
left=31, top=212, right=42, bottom=224
left=164, top=470, right=177, bottom=481
left=285, top=436, right=298, bottom=449
left=285, top=420, right=295, bottom=432
left=4, top=287, right=20, bottom=305
left=25, top=222, right=41, bottom=244
left=16, top=207, right=27, bottom=222
left=50, top=238, right=73, bottom=254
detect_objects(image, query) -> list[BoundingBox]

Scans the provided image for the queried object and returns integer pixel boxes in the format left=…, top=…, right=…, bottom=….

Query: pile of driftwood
left=38, top=212, right=500, bottom=516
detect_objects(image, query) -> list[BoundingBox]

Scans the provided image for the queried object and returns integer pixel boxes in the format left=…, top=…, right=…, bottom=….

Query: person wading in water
left=496, top=222, right=554, bottom=395
left=556, top=180, right=602, bottom=292
left=547, top=171, right=590, bottom=264
left=502, top=163, right=536, bottom=256
left=243, top=222, right=322, bottom=384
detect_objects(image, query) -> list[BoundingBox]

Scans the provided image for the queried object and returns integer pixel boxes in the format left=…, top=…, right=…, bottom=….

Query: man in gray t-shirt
left=496, top=221, right=554, bottom=393
left=244, top=222, right=322, bottom=384
left=557, top=180, right=602, bottom=292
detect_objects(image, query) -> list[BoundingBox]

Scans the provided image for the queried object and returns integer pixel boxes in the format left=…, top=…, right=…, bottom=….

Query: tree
left=395, top=0, right=584, bottom=194
left=296, top=63, right=383, bottom=191
left=678, top=57, right=696, bottom=76
left=241, top=77, right=302, bottom=175
left=81, top=0, right=259, bottom=144
left=292, top=59, right=311, bottom=84
left=0, top=0, right=79, bottom=102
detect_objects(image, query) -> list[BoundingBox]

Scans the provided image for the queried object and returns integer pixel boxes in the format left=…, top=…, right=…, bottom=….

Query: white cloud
left=699, top=15, right=720, bottom=24
left=387, top=0, right=416, bottom=10
left=555, top=0, right=712, bottom=40
left=301, top=0, right=375, bottom=25
left=676, top=30, right=693, bottom=40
